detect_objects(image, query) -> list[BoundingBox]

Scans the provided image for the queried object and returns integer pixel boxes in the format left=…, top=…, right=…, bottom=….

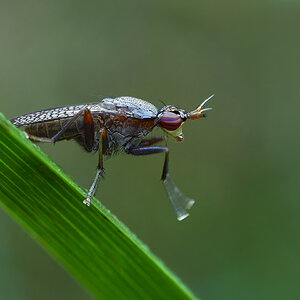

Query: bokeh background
left=1, top=0, right=300, bottom=299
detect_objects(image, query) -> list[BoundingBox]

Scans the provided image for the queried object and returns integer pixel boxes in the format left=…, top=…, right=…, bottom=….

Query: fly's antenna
left=188, top=94, right=214, bottom=119
left=200, top=94, right=214, bottom=108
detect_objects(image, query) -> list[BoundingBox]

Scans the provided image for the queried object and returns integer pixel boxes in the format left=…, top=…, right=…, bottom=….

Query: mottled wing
left=10, top=96, right=158, bottom=127
left=10, top=104, right=90, bottom=127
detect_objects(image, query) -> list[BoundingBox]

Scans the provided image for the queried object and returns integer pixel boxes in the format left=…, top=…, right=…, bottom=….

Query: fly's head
left=157, top=95, right=214, bottom=141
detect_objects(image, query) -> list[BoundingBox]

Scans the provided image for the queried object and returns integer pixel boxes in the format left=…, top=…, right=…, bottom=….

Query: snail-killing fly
left=10, top=95, right=213, bottom=220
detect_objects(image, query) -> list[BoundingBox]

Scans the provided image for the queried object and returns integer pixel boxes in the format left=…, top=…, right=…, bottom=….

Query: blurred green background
left=1, top=0, right=300, bottom=299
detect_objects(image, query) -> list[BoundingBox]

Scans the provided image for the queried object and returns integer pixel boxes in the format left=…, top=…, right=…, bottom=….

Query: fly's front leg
left=130, top=136, right=167, bottom=179
left=127, top=143, right=195, bottom=221
left=138, top=136, right=165, bottom=147
left=83, top=127, right=106, bottom=206
left=127, top=146, right=169, bottom=180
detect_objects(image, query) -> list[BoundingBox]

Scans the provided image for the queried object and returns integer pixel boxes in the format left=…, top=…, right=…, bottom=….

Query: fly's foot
left=83, top=197, right=91, bottom=206
left=83, top=168, right=104, bottom=207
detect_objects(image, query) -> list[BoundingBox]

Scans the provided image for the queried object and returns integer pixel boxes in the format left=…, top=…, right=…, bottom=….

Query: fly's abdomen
left=22, top=118, right=82, bottom=140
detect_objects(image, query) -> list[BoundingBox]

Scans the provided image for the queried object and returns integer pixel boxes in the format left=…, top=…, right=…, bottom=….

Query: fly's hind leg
left=25, top=132, right=54, bottom=143
left=127, top=140, right=195, bottom=221
left=51, top=109, right=94, bottom=144
left=25, top=109, right=95, bottom=146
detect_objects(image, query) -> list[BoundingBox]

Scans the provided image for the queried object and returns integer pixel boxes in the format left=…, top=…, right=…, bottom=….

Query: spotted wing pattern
left=10, top=96, right=159, bottom=127
left=10, top=104, right=91, bottom=126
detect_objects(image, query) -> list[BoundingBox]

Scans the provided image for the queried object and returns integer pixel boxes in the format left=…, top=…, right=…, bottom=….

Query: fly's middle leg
left=83, top=127, right=106, bottom=206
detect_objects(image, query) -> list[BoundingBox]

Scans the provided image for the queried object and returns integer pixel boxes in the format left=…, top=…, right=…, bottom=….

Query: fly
left=10, top=95, right=213, bottom=221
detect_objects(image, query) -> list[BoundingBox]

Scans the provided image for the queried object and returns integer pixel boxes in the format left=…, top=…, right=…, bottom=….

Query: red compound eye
left=160, top=112, right=183, bottom=131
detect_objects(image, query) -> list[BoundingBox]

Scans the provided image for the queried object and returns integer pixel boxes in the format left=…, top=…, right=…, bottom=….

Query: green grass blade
left=0, top=113, right=196, bottom=300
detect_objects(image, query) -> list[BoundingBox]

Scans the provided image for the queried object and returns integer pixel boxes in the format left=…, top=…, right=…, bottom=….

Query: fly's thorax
left=101, top=96, right=158, bottom=119
left=103, top=113, right=156, bottom=153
